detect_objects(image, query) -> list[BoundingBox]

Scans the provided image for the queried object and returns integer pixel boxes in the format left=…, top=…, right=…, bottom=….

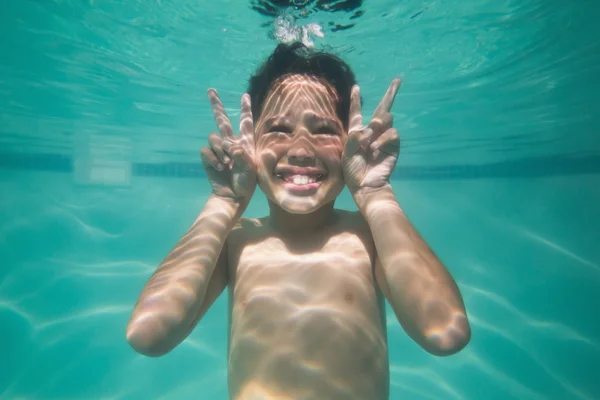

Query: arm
left=355, top=186, right=470, bottom=356
left=343, top=80, right=469, bottom=356
left=126, top=195, right=242, bottom=357
left=127, top=89, right=257, bottom=357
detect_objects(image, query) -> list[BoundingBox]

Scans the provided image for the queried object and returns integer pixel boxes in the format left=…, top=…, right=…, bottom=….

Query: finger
left=227, top=143, right=255, bottom=175
left=222, top=137, right=244, bottom=166
left=370, top=128, right=400, bottom=158
left=200, top=146, right=225, bottom=171
left=368, top=113, right=393, bottom=138
left=239, top=93, right=255, bottom=144
left=221, top=137, right=234, bottom=159
left=344, top=129, right=371, bottom=158
left=348, top=85, right=363, bottom=133
left=362, top=126, right=375, bottom=143
left=372, top=78, right=401, bottom=120
left=208, top=132, right=231, bottom=164
left=343, top=130, right=362, bottom=157
left=233, top=146, right=255, bottom=171
left=208, top=88, right=235, bottom=137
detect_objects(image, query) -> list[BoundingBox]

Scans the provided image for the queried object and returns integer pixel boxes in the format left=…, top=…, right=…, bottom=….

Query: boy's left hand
left=342, top=79, right=401, bottom=196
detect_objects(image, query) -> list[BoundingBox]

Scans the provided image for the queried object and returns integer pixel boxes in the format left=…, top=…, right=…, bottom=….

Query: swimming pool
left=1, top=0, right=599, bottom=399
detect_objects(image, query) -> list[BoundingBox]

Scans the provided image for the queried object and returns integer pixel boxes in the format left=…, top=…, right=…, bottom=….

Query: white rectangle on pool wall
left=73, top=132, right=132, bottom=186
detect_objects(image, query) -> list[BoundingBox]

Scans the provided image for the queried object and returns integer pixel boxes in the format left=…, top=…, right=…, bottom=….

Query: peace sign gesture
left=342, top=79, right=401, bottom=195
left=200, top=89, right=257, bottom=203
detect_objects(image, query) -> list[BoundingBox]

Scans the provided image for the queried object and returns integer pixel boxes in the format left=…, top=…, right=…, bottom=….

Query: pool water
left=1, top=0, right=599, bottom=399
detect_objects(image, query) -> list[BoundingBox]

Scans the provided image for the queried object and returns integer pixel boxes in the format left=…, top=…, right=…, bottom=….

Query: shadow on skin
left=125, top=199, right=235, bottom=357
left=226, top=217, right=389, bottom=399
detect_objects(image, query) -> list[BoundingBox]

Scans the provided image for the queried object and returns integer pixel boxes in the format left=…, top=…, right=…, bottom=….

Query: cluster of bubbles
left=272, top=13, right=325, bottom=48
left=253, top=0, right=364, bottom=47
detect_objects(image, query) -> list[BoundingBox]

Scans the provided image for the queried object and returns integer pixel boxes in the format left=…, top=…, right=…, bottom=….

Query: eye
left=314, top=125, right=337, bottom=135
left=270, top=124, right=292, bottom=134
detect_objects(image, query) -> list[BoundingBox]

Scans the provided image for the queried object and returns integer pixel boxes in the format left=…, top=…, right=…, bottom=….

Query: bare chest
left=226, top=229, right=389, bottom=399
left=229, top=231, right=377, bottom=310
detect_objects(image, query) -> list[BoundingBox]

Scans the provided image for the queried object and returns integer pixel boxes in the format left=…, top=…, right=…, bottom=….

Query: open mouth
left=275, top=173, right=324, bottom=185
left=274, top=166, right=326, bottom=193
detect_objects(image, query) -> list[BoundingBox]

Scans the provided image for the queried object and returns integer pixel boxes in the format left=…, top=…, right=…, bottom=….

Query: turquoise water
left=1, top=0, right=599, bottom=399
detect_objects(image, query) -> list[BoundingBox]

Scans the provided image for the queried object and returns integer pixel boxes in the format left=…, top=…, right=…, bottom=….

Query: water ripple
left=1, top=0, right=597, bottom=163
left=389, top=364, right=465, bottom=400
left=469, top=315, right=596, bottom=400
left=463, top=351, right=546, bottom=400
left=518, top=228, right=600, bottom=274
left=36, top=305, right=130, bottom=330
left=464, top=284, right=600, bottom=350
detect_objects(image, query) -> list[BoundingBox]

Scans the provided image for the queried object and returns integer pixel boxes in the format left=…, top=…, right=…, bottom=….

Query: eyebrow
left=304, top=113, right=343, bottom=131
left=261, top=116, right=289, bottom=130
left=261, top=114, right=342, bottom=131
left=259, top=111, right=344, bottom=134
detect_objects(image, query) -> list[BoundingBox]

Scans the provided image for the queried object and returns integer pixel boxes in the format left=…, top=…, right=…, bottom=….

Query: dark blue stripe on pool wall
left=0, top=152, right=73, bottom=172
left=1, top=152, right=600, bottom=179
left=133, top=162, right=204, bottom=178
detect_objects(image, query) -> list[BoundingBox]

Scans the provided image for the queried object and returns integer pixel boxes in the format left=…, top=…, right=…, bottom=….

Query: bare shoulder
left=232, top=216, right=264, bottom=232
left=334, top=209, right=373, bottom=238
left=227, top=216, right=270, bottom=247
left=225, top=217, right=273, bottom=280
left=333, top=209, right=376, bottom=261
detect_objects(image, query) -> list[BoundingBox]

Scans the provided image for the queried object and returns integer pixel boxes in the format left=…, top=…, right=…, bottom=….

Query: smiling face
left=254, top=74, right=347, bottom=214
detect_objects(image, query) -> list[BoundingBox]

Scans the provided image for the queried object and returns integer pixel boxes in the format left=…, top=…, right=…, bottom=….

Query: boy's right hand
left=201, top=89, right=257, bottom=205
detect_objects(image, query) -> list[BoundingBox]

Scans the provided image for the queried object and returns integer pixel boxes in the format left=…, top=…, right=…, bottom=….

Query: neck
left=267, top=200, right=337, bottom=235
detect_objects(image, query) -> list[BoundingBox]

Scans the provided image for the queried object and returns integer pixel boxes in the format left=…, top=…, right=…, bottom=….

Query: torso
left=226, top=210, right=390, bottom=400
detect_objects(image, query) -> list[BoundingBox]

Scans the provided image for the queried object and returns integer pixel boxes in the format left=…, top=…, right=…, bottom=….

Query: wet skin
left=126, top=74, right=471, bottom=400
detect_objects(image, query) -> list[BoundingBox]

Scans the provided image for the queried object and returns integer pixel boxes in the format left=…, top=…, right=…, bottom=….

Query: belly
left=227, top=255, right=389, bottom=400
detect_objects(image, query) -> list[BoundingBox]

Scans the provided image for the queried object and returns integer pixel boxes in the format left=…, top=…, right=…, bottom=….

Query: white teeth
left=276, top=173, right=323, bottom=185
left=292, top=175, right=309, bottom=185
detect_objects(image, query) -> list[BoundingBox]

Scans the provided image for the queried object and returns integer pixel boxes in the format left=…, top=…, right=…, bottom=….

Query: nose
left=287, top=137, right=315, bottom=164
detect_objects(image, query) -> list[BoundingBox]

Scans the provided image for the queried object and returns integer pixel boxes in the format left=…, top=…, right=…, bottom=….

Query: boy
left=126, top=42, right=471, bottom=400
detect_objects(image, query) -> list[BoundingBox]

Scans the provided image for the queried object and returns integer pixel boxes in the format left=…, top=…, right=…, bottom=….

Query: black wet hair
left=247, top=42, right=358, bottom=130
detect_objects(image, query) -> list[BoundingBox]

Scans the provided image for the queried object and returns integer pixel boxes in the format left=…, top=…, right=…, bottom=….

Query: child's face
left=254, top=74, right=346, bottom=214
